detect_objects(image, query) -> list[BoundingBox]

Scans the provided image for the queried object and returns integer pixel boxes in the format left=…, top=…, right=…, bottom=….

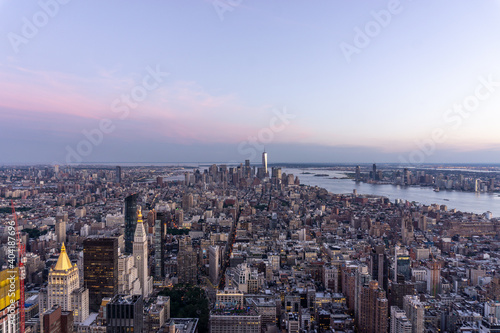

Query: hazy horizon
left=4, top=159, right=500, bottom=168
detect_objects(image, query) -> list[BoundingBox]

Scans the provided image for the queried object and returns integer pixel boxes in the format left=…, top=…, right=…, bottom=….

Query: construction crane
left=11, top=200, right=25, bottom=333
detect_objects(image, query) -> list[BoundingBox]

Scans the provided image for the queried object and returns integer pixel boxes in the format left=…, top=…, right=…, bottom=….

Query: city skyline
left=1, top=1, right=500, bottom=164
left=2, top=160, right=500, bottom=332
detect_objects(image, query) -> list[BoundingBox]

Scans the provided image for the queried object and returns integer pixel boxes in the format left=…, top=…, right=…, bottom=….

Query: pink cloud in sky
left=0, top=83, right=105, bottom=120
left=0, top=65, right=111, bottom=120
left=0, top=64, right=315, bottom=146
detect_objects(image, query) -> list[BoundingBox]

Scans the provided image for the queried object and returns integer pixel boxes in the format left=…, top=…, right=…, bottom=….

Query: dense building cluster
left=1, top=160, right=500, bottom=332
left=355, top=163, right=500, bottom=193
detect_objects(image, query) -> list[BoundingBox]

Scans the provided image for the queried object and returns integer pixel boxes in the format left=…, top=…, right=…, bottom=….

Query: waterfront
left=284, top=168, right=500, bottom=217
left=63, top=163, right=500, bottom=217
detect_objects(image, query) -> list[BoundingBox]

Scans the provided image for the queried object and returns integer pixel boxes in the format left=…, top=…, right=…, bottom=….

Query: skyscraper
left=45, top=243, right=89, bottom=323
left=55, top=210, right=68, bottom=244
left=403, top=295, right=424, bottom=333
left=390, top=274, right=416, bottom=309
left=209, top=245, right=221, bottom=285
left=426, top=260, right=441, bottom=297
left=401, top=217, right=414, bottom=246
left=271, top=167, right=281, bottom=180
left=177, top=236, right=197, bottom=284
left=370, top=245, right=388, bottom=292
left=115, top=166, right=122, bottom=183
left=0, top=268, right=20, bottom=333
left=395, top=246, right=411, bottom=281
left=133, top=207, right=152, bottom=298
left=403, top=168, right=410, bottom=185
left=358, top=280, right=388, bottom=333
left=396, top=256, right=411, bottom=281
left=244, top=160, right=252, bottom=178
left=154, top=212, right=167, bottom=279
left=124, top=193, right=138, bottom=254
left=262, top=151, right=268, bottom=176
left=83, top=237, right=118, bottom=312
left=182, top=193, right=194, bottom=211
left=55, top=219, right=66, bottom=244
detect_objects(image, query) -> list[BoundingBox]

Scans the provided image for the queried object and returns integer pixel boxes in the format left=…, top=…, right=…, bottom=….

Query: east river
left=283, top=168, right=500, bottom=218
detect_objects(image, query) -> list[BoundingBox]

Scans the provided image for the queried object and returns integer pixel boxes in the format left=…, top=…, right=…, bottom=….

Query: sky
left=1, top=0, right=500, bottom=165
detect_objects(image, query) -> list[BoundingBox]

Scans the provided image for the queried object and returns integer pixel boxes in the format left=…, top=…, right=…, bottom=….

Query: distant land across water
left=282, top=168, right=500, bottom=218
left=4, top=162, right=500, bottom=217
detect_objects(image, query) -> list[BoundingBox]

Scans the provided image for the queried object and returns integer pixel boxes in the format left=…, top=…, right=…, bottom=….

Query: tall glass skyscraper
left=154, top=212, right=167, bottom=278
left=115, top=166, right=122, bottom=183
left=124, top=193, right=138, bottom=254
left=83, top=237, right=118, bottom=312
left=262, top=151, right=268, bottom=175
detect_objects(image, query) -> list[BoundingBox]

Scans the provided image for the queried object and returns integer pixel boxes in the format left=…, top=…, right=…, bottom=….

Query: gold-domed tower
left=44, top=243, right=89, bottom=323
left=133, top=207, right=152, bottom=297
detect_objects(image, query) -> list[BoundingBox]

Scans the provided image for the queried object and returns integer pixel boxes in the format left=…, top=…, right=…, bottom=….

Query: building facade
left=124, top=193, right=138, bottom=254
left=133, top=207, right=152, bottom=298
left=106, top=295, right=143, bottom=333
left=43, top=243, right=89, bottom=323
left=83, top=237, right=118, bottom=312
left=210, top=309, right=261, bottom=333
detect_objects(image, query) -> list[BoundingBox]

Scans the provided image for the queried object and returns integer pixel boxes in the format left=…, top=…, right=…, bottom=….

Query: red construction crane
left=11, top=200, right=25, bottom=333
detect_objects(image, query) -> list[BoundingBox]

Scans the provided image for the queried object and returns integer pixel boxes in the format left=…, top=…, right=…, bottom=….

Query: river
left=283, top=168, right=500, bottom=218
